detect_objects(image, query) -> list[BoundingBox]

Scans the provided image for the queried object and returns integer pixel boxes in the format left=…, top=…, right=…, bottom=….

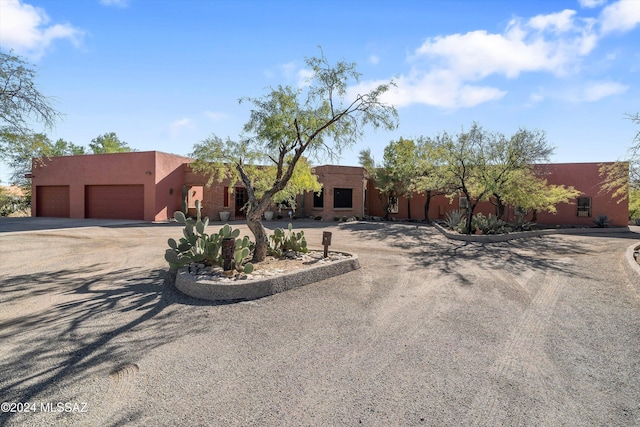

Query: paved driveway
left=0, top=221, right=639, bottom=426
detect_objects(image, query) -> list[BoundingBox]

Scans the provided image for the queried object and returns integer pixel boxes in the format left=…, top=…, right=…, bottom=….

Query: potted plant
left=264, top=210, right=274, bottom=220
left=219, top=211, right=230, bottom=221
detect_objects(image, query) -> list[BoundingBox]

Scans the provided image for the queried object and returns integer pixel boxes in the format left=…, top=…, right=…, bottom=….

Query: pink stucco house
left=31, top=151, right=628, bottom=226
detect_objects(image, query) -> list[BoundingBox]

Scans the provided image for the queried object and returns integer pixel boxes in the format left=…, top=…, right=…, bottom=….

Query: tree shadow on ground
left=0, top=265, right=219, bottom=426
left=341, top=222, right=594, bottom=284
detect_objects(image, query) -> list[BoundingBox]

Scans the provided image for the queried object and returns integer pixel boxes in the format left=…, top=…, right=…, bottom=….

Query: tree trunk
left=466, top=200, right=477, bottom=234
left=424, top=190, right=431, bottom=222
left=495, top=195, right=505, bottom=220
left=246, top=207, right=269, bottom=262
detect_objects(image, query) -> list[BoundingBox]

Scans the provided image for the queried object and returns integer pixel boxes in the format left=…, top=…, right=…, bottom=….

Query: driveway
left=0, top=221, right=639, bottom=426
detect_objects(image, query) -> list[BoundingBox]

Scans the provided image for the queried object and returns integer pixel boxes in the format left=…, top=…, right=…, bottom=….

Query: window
left=313, top=189, right=324, bottom=208
left=388, top=196, right=399, bottom=214
left=577, top=197, right=591, bottom=217
left=223, top=186, right=230, bottom=207
left=333, top=188, right=352, bottom=208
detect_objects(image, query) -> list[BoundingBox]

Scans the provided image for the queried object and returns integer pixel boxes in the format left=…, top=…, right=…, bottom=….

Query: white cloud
left=168, top=118, right=194, bottom=137
left=580, top=81, right=628, bottom=101
left=369, top=54, right=380, bottom=65
left=349, top=7, right=609, bottom=110
left=349, top=71, right=506, bottom=109
left=0, top=0, right=83, bottom=59
left=600, top=0, right=640, bottom=34
left=579, top=0, right=607, bottom=8
left=99, top=0, right=131, bottom=7
left=296, top=69, right=314, bottom=88
left=203, top=111, right=228, bottom=121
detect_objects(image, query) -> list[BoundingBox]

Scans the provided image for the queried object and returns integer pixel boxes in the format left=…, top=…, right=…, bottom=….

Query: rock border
left=175, top=252, right=360, bottom=302
left=432, top=222, right=631, bottom=242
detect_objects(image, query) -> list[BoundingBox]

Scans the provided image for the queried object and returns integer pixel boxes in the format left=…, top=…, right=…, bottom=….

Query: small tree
left=191, top=52, right=398, bottom=261
left=381, top=138, right=419, bottom=219
left=437, top=123, right=492, bottom=234
left=414, top=136, right=450, bottom=221
left=89, top=132, right=133, bottom=154
left=359, top=148, right=396, bottom=219
left=0, top=50, right=62, bottom=182
left=599, top=113, right=640, bottom=205
left=0, top=50, right=61, bottom=140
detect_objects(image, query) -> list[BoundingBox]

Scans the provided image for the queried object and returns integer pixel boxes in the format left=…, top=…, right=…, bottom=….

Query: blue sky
left=1, top=0, right=639, bottom=184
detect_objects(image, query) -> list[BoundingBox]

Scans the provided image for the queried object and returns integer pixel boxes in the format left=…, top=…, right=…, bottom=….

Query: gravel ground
left=0, top=220, right=639, bottom=426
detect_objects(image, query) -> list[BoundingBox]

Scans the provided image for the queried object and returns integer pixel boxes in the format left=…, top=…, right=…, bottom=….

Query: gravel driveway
left=0, top=221, right=639, bottom=426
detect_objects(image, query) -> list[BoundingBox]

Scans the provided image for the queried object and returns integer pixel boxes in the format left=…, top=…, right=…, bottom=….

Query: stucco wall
left=32, top=151, right=189, bottom=221
left=300, top=165, right=366, bottom=220
left=365, top=162, right=628, bottom=227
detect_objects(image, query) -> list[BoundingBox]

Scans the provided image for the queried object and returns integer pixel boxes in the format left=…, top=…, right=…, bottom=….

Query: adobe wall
left=31, top=151, right=191, bottom=221
left=300, top=165, right=366, bottom=220
left=365, top=162, right=628, bottom=227
left=154, top=152, right=193, bottom=221
left=534, top=162, right=627, bottom=227
left=32, top=151, right=158, bottom=220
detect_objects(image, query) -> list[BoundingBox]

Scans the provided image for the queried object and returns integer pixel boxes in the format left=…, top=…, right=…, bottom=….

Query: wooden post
left=322, top=231, right=332, bottom=258
left=222, top=238, right=235, bottom=271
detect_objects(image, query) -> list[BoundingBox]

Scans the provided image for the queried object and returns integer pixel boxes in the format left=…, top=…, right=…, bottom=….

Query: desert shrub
left=593, top=214, right=610, bottom=228
left=473, top=213, right=511, bottom=234
left=444, top=210, right=465, bottom=230
left=268, top=223, right=308, bottom=256
left=512, top=216, right=535, bottom=232
left=165, top=205, right=254, bottom=274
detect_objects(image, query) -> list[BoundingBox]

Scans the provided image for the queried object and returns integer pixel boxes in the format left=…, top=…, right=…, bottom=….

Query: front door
left=235, top=187, right=247, bottom=218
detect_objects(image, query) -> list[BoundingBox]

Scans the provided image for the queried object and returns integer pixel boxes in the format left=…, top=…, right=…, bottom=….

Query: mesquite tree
left=191, top=52, right=398, bottom=261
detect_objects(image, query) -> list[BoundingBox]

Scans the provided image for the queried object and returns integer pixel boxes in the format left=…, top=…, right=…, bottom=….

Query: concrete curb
left=432, top=222, right=631, bottom=243
left=175, top=252, right=360, bottom=302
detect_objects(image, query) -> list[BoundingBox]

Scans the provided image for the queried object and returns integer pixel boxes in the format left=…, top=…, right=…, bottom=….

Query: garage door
left=36, top=186, right=70, bottom=217
left=85, top=185, right=144, bottom=220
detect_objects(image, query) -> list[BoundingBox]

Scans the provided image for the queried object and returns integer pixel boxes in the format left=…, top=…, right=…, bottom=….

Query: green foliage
left=190, top=49, right=398, bottom=262
left=268, top=223, right=308, bottom=256
left=165, top=205, right=254, bottom=274
left=89, top=132, right=133, bottom=154
left=629, top=188, right=640, bottom=219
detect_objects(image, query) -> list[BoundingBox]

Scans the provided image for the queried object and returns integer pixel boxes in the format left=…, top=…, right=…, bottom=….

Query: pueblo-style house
left=30, top=151, right=628, bottom=227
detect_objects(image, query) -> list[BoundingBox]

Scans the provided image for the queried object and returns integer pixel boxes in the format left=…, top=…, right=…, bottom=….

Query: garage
left=36, top=186, right=70, bottom=217
left=85, top=185, right=144, bottom=220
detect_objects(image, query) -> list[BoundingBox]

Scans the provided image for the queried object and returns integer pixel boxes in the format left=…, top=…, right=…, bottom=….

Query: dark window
left=333, top=188, right=352, bottom=209
left=577, top=197, right=591, bottom=217
left=313, top=189, right=324, bottom=208
left=223, top=186, right=229, bottom=207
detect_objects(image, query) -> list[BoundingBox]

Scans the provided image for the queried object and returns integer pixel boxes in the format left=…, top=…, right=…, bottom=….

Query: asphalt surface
left=0, top=219, right=639, bottom=426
